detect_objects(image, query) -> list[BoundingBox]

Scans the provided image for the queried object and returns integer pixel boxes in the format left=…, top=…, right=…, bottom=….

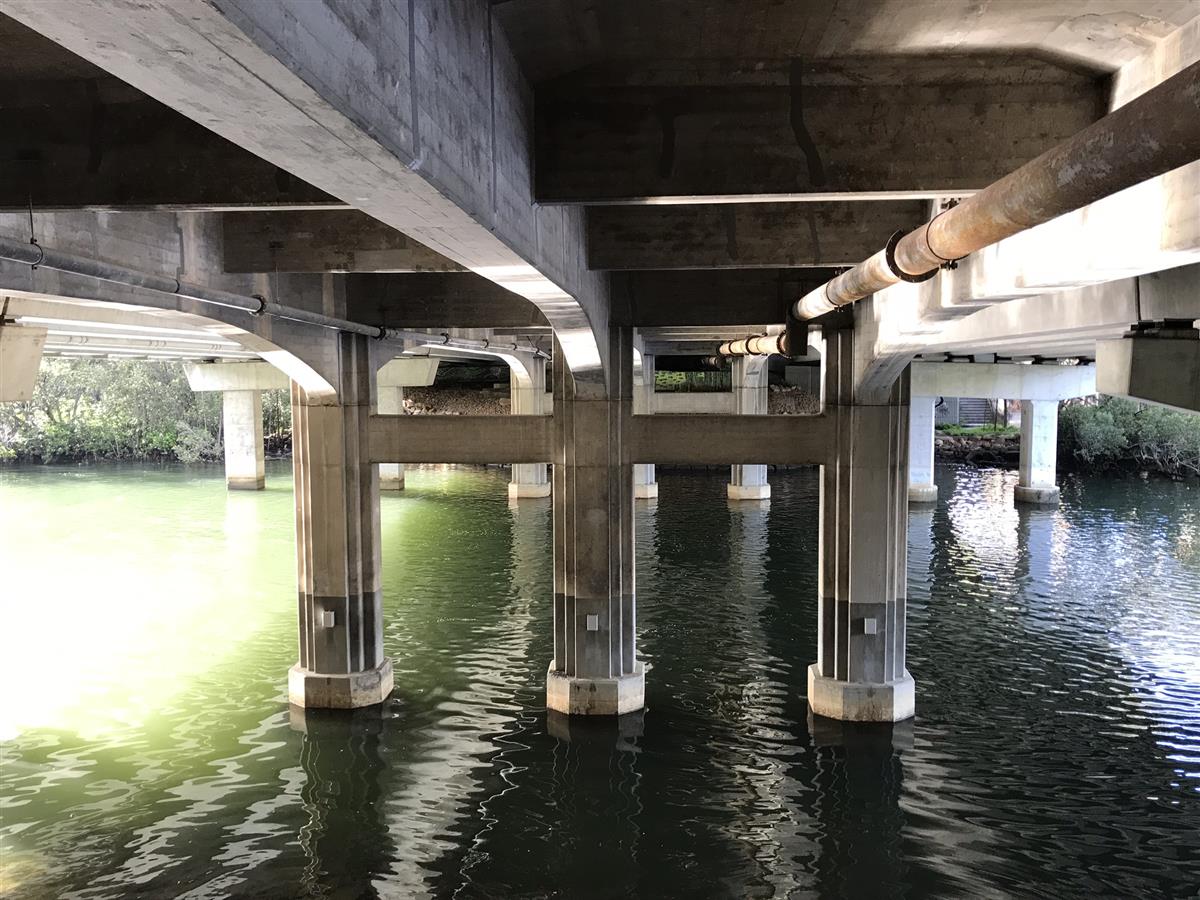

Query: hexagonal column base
left=727, top=483, right=771, bottom=501
left=908, top=483, right=938, bottom=504
left=807, top=664, right=915, bottom=722
left=227, top=475, right=266, bottom=491
left=1014, top=484, right=1059, bottom=506
left=508, top=481, right=551, bottom=499
left=546, top=661, right=645, bottom=716
left=288, top=659, right=394, bottom=709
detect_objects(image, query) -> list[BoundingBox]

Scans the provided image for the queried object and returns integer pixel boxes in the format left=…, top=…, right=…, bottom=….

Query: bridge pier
left=1016, top=399, right=1061, bottom=506
left=728, top=357, right=771, bottom=501
left=907, top=395, right=938, bottom=504
left=633, top=353, right=657, bottom=499
left=222, top=389, right=266, bottom=490
left=375, top=358, right=439, bottom=492
left=289, top=333, right=392, bottom=709
left=509, top=355, right=551, bottom=499
left=547, top=333, right=644, bottom=716
left=377, top=384, right=405, bottom=491
left=809, top=328, right=915, bottom=723
left=184, top=362, right=289, bottom=491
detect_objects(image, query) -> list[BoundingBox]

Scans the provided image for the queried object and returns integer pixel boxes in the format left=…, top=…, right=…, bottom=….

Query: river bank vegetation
left=3, top=361, right=1198, bottom=476
left=0, top=359, right=289, bottom=463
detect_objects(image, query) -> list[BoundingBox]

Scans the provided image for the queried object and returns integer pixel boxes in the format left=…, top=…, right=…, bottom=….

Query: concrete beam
left=367, top=414, right=552, bottom=464
left=222, top=211, right=463, bottom=273
left=1097, top=329, right=1200, bottom=413
left=911, top=361, right=1096, bottom=401
left=0, top=323, right=47, bottom=401
left=587, top=201, right=928, bottom=270
left=0, top=0, right=611, bottom=387
left=615, top=269, right=832, bottom=328
left=0, top=77, right=336, bottom=211
left=377, top=357, right=439, bottom=388
left=629, top=414, right=828, bottom=466
left=183, top=361, right=289, bottom=392
left=348, top=273, right=548, bottom=330
left=535, top=56, right=1105, bottom=203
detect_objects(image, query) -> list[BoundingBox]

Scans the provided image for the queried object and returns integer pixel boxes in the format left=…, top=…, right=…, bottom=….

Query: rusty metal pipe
left=795, top=58, right=1200, bottom=320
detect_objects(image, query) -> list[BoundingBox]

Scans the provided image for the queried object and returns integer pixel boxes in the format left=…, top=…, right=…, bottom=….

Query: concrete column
left=728, top=356, right=771, bottom=500
left=377, top=385, right=405, bottom=491
left=1015, top=399, right=1060, bottom=506
left=289, top=332, right=392, bottom=709
left=221, top=389, right=265, bottom=490
left=907, top=395, right=938, bottom=503
left=547, top=329, right=644, bottom=716
left=509, top=355, right=551, bottom=499
left=0, top=324, right=47, bottom=402
left=633, top=353, right=657, bottom=499
left=809, top=328, right=914, bottom=723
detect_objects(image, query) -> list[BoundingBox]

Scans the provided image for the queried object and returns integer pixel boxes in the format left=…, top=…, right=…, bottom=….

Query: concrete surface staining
left=0, top=0, right=1198, bottom=732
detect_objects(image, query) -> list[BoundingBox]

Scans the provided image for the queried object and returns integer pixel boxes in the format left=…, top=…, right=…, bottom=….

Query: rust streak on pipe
left=794, top=58, right=1200, bottom=320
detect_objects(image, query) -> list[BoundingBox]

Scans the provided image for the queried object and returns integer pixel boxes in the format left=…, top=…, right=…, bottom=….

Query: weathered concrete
left=368, top=414, right=553, bottom=465
left=1097, top=326, right=1200, bottom=414
left=375, top=358, right=441, bottom=491
left=728, top=356, right=771, bottom=501
left=509, top=355, right=551, bottom=499
left=908, top=395, right=938, bottom=504
left=290, top=332, right=391, bottom=709
left=535, top=57, right=1105, bottom=203
left=0, top=323, right=47, bottom=402
left=221, top=390, right=265, bottom=490
left=588, top=201, right=927, bottom=270
left=548, top=330, right=643, bottom=715
left=630, top=414, right=828, bottom=466
left=1016, top=400, right=1061, bottom=507
left=184, top=362, right=289, bottom=490
left=632, top=352, right=657, bottom=499
left=810, top=326, right=914, bottom=723
left=222, top=211, right=463, bottom=274
left=911, top=361, right=1096, bottom=402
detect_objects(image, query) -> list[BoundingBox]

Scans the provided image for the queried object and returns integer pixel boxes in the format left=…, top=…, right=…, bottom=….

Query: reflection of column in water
left=1016, top=506, right=1058, bottom=591
left=724, top=500, right=820, bottom=895
left=291, top=706, right=392, bottom=896
left=509, top=492, right=552, bottom=603
left=808, top=716, right=912, bottom=894
left=546, top=710, right=644, bottom=892
left=907, top=502, right=936, bottom=592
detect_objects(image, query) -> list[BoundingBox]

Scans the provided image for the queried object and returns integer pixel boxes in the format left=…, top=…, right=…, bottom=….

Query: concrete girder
left=0, top=0, right=612, bottom=393
left=614, top=269, right=832, bottom=328
left=587, top=201, right=928, bottom=270
left=1097, top=329, right=1200, bottom=413
left=222, top=211, right=464, bottom=274
left=347, top=273, right=548, bottom=331
left=910, top=362, right=1097, bottom=402
left=534, top=56, right=1105, bottom=203
left=0, top=75, right=337, bottom=212
left=183, top=361, right=291, bottom=392
left=0, top=323, right=46, bottom=401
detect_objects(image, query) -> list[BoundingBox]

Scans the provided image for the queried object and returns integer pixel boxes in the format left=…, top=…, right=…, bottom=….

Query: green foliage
left=1060, top=397, right=1200, bottom=477
left=937, top=424, right=1019, bottom=437
left=654, top=370, right=731, bottom=393
left=0, top=359, right=291, bottom=463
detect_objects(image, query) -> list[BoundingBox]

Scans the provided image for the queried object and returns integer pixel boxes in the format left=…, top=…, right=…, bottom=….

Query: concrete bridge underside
left=0, top=1, right=1198, bottom=723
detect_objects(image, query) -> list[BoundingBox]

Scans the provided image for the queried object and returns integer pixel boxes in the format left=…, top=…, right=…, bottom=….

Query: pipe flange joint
left=884, top=230, right=937, bottom=284
left=250, top=294, right=268, bottom=317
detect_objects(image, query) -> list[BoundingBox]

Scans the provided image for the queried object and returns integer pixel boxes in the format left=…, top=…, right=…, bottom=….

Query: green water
left=1, top=462, right=1198, bottom=897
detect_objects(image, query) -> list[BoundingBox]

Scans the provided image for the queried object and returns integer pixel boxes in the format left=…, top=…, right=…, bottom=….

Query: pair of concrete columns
left=633, top=354, right=771, bottom=501
left=909, top=394, right=1062, bottom=505
left=907, top=361, right=1097, bottom=506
